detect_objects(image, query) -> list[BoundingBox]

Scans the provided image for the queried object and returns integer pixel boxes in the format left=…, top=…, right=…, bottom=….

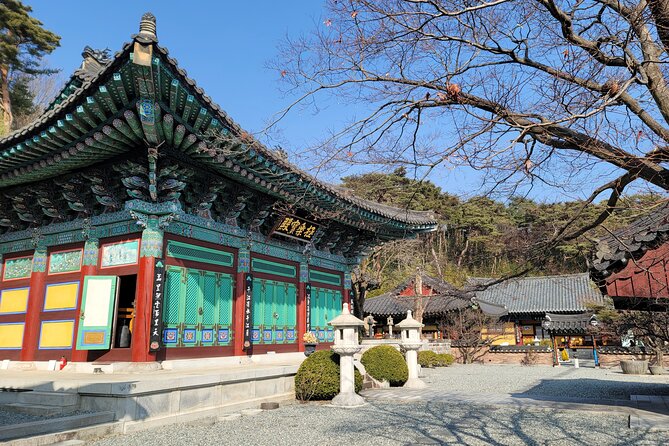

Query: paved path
left=361, top=388, right=669, bottom=430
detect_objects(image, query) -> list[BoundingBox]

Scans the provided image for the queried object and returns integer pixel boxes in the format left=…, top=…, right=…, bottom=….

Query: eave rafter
left=0, top=12, right=437, bottom=243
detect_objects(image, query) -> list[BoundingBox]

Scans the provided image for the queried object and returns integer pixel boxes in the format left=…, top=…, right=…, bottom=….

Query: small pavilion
left=541, top=313, right=600, bottom=366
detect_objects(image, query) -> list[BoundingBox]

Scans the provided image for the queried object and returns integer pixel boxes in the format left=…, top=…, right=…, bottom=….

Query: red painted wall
left=605, top=242, right=669, bottom=299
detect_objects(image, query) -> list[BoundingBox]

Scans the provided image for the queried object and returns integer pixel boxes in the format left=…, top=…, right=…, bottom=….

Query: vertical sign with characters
left=305, top=282, right=312, bottom=332
left=243, top=273, right=253, bottom=350
left=149, top=259, right=166, bottom=352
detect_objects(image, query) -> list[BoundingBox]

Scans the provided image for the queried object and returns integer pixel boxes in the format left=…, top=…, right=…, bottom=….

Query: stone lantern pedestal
left=397, top=310, right=426, bottom=389
left=329, top=303, right=366, bottom=407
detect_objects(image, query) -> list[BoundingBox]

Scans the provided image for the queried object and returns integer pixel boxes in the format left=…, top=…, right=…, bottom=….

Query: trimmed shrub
left=418, top=351, right=455, bottom=367
left=435, top=353, right=455, bottom=366
left=295, top=350, right=362, bottom=401
left=418, top=350, right=439, bottom=368
left=361, top=345, right=408, bottom=386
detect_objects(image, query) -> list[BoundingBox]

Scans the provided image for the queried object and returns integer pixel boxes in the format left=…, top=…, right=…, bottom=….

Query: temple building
left=363, top=273, right=507, bottom=338
left=591, top=202, right=669, bottom=310
left=472, top=274, right=605, bottom=347
left=0, top=14, right=436, bottom=364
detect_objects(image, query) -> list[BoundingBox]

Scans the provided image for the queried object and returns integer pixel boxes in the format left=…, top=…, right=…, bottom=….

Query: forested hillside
left=341, top=168, right=664, bottom=297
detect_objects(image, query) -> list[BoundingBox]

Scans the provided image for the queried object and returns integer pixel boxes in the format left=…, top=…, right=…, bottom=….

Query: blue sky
left=23, top=1, right=635, bottom=203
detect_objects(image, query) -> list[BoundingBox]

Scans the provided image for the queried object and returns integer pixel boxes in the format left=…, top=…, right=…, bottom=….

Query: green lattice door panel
left=310, top=287, right=341, bottom=342
left=251, top=278, right=297, bottom=344
left=162, top=265, right=233, bottom=347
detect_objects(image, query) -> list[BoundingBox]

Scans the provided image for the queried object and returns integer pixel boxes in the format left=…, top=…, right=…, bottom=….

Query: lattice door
left=251, top=278, right=297, bottom=344
left=163, top=265, right=234, bottom=347
left=310, top=287, right=341, bottom=342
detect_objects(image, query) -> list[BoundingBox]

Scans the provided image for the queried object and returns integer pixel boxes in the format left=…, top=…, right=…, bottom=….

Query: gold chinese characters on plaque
left=272, top=215, right=319, bottom=242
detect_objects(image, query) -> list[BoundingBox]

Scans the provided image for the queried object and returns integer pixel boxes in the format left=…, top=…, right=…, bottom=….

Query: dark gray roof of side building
left=591, top=201, right=669, bottom=278
left=470, top=273, right=605, bottom=315
left=364, top=274, right=508, bottom=318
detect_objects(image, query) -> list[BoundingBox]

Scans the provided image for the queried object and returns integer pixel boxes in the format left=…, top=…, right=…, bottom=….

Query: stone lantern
left=329, top=302, right=366, bottom=407
left=396, top=310, right=426, bottom=389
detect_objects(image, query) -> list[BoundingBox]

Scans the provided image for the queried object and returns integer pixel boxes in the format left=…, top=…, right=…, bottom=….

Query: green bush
left=435, top=353, right=455, bottom=366
left=361, top=345, right=408, bottom=386
left=294, top=350, right=362, bottom=401
left=418, top=351, right=455, bottom=367
left=418, top=350, right=439, bottom=367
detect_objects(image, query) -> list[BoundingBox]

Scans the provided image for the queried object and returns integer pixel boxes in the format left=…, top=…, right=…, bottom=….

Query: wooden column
left=343, top=270, right=352, bottom=305
left=132, top=255, right=155, bottom=362
left=71, top=239, right=99, bottom=363
left=233, top=248, right=250, bottom=356
left=233, top=270, right=246, bottom=356
left=552, top=336, right=559, bottom=367
left=131, top=220, right=163, bottom=363
left=297, top=282, right=306, bottom=353
left=20, top=248, right=48, bottom=361
left=297, top=262, right=309, bottom=352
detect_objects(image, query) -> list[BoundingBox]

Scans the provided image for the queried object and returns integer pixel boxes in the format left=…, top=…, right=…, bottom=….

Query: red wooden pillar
left=233, top=249, right=250, bottom=356
left=132, top=254, right=156, bottom=362
left=344, top=270, right=352, bottom=306
left=20, top=248, right=48, bottom=361
left=71, top=239, right=99, bottom=362
left=297, top=277, right=306, bottom=353
left=131, top=223, right=163, bottom=363
left=233, top=270, right=246, bottom=356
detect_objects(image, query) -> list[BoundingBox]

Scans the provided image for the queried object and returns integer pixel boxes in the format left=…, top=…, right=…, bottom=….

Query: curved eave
left=0, top=38, right=437, bottom=237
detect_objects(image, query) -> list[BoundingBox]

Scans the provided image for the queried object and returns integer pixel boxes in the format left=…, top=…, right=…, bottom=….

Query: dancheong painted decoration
left=0, top=13, right=436, bottom=364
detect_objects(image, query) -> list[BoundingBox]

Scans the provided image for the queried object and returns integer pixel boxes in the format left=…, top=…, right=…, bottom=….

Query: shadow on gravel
left=512, top=377, right=669, bottom=401
left=353, top=400, right=657, bottom=446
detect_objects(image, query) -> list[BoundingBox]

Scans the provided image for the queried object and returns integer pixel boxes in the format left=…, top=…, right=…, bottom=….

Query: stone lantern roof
left=328, top=303, right=364, bottom=328
left=396, top=310, right=423, bottom=329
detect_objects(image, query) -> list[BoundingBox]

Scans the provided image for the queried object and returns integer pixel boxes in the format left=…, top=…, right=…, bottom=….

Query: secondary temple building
left=592, top=202, right=669, bottom=310
left=0, top=14, right=436, bottom=364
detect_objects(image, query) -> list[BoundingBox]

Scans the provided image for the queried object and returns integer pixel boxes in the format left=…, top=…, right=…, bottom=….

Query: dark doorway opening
left=114, top=274, right=137, bottom=348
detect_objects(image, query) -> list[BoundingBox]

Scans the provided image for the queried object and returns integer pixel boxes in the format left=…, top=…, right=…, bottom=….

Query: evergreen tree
left=0, top=0, right=60, bottom=135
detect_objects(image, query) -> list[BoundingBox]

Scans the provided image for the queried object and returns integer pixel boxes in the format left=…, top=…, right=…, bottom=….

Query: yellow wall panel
left=0, top=323, right=24, bottom=349
left=0, top=288, right=29, bottom=314
left=44, top=282, right=79, bottom=311
left=39, top=320, right=74, bottom=349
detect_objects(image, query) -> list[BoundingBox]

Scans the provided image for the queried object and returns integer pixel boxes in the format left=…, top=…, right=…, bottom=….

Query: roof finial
left=137, top=12, right=157, bottom=40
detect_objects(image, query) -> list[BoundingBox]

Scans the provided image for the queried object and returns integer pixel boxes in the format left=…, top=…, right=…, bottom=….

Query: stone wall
left=597, top=354, right=669, bottom=368
left=451, top=347, right=553, bottom=366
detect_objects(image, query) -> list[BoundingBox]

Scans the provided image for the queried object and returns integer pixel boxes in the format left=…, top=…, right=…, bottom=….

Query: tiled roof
left=0, top=14, right=437, bottom=231
left=471, top=273, right=605, bottom=315
left=541, top=312, right=596, bottom=334
left=364, top=274, right=508, bottom=317
left=591, top=202, right=669, bottom=277
left=364, top=294, right=472, bottom=317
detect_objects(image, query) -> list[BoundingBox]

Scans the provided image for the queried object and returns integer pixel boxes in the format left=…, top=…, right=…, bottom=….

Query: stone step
left=17, top=391, right=78, bottom=407
left=0, top=402, right=77, bottom=416
left=0, top=411, right=116, bottom=442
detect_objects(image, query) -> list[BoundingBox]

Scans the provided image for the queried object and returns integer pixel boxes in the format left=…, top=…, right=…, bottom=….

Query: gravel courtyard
left=423, top=364, right=669, bottom=400
left=89, top=364, right=669, bottom=446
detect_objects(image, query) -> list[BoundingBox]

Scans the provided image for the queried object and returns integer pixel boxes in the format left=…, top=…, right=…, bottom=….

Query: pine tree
left=0, top=0, right=60, bottom=135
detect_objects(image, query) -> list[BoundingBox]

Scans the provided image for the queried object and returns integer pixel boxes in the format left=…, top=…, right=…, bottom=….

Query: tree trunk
left=457, top=238, right=469, bottom=267
left=0, top=65, right=12, bottom=136
left=649, top=0, right=669, bottom=54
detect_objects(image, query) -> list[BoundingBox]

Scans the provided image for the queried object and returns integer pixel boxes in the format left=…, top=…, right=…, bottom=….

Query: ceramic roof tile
left=471, top=273, right=604, bottom=314
left=364, top=274, right=507, bottom=317
left=591, top=202, right=669, bottom=276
